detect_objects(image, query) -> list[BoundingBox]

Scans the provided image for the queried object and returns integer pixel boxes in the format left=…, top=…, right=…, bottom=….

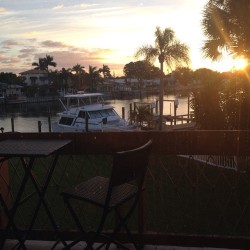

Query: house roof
left=20, top=69, right=48, bottom=75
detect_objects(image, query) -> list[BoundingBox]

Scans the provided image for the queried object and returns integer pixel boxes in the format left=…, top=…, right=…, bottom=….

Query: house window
left=30, top=77, right=37, bottom=84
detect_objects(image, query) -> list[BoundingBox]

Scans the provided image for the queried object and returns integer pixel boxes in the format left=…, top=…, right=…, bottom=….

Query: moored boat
left=51, top=92, right=139, bottom=132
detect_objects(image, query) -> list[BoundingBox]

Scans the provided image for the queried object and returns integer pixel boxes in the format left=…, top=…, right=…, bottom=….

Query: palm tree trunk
left=159, top=62, right=164, bottom=130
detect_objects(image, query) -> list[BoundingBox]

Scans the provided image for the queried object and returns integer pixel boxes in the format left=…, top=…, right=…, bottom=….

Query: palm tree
left=99, top=64, right=112, bottom=78
left=88, top=65, right=101, bottom=91
left=60, top=67, right=72, bottom=89
left=135, top=27, right=190, bottom=130
left=201, top=1, right=250, bottom=129
left=72, top=64, right=85, bottom=75
left=71, top=64, right=85, bottom=89
left=32, top=58, right=47, bottom=71
left=44, top=54, right=57, bottom=70
left=202, top=0, right=250, bottom=63
left=32, top=54, right=57, bottom=71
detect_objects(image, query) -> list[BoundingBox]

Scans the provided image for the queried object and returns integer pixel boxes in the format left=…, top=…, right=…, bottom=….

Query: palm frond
left=134, top=45, right=158, bottom=63
left=202, top=39, right=224, bottom=60
left=201, top=0, right=250, bottom=61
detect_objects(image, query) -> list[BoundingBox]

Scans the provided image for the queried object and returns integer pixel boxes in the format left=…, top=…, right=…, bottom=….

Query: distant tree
left=71, top=64, right=85, bottom=75
left=124, top=60, right=161, bottom=80
left=190, top=67, right=250, bottom=130
left=0, top=72, right=25, bottom=85
left=190, top=68, right=225, bottom=129
left=124, top=62, right=140, bottom=79
left=149, top=65, right=162, bottom=79
left=60, top=67, right=72, bottom=88
left=99, top=64, right=112, bottom=78
left=173, top=67, right=193, bottom=85
left=123, top=60, right=160, bottom=89
left=202, top=0, right=250, bottom=64
left=191, top=83, right=225, bottom=129
left=71, top=64, right=85, bottom=89
left=193, top=68, right=222, bottom=87
left=221, top=68, right=250, bottom=129
left=32, top=54, right=57, bottom=71
left=135, top=26, right=190, bottom=129
left=87, top=66, right=101, bottom=91
left=47, top=70, right=61, bottom=91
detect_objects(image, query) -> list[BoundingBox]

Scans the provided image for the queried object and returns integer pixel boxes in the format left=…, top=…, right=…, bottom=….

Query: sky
left=0, top=0, right=242, bottom=77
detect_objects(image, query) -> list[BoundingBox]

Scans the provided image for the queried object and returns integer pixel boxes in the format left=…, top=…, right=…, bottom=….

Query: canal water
left=0, top=94, right=191, bottom=132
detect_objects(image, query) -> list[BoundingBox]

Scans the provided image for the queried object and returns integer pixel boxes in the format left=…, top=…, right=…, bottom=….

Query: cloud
left=26, top=38, right=37, bottom=43
left=0, top=36, right=126, bottom=75
left=41, top=40, right=69, bottom=48
left=19, top=48, right=36, bottom=54
left=19, top=47, right=37, bottom=58
left=0, top=22, right=133, bottom=75
left=0, top=51, right=6, bottom=59
left=80, top=3, right=99, bottom=9
left=0, top=55, right=21, bottom=65
left=52, top=4, right=64, bottom=10
left=1, top=40, right=24, bottom=49
left=30, top=46, right=121, bottom=71
left=0, top=7, right=6, bottom=13
left=22, top=31, right=44, bottom=38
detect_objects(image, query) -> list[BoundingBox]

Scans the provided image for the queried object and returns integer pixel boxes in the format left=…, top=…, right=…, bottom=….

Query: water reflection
left=0, top=94, right=191, bottom=132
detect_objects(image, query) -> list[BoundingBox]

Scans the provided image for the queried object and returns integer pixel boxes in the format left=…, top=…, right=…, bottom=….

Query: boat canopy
left=61, top=93, right=105, bottom=110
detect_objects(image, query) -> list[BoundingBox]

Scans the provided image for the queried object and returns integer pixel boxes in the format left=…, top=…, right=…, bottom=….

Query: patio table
left=0, top=139, right=71, bottom=249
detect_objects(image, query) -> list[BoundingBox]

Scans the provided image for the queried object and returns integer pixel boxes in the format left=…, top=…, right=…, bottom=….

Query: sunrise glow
left=233, top=57, right=248, bottom=71
left=0, top=0, right=248, bottom=76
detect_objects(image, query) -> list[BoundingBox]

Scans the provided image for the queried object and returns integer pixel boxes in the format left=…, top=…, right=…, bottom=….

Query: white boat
left=51, top=93, right=139, bottom=132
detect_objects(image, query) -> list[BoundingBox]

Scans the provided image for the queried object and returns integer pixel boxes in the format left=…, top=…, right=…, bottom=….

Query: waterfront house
left=19, top=69, right=49, bottom=86
left=0, top=82, right=23, bottom=98
left=0, top=82, right=27, bottom=103
left=103, top=78, right=160, bottom=90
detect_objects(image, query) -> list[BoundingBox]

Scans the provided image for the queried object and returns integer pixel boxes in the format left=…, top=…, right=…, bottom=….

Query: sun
left=232, top=57, right=248, bottom=71
left=211, top=53, right=249, bottom=72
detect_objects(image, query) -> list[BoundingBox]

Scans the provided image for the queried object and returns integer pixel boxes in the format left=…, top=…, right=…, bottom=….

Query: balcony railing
left=1, top=131, right=250, bottom=249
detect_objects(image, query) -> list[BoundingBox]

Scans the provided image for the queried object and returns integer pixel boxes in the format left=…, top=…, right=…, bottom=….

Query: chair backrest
left=110, top=139, right=153, bottom=188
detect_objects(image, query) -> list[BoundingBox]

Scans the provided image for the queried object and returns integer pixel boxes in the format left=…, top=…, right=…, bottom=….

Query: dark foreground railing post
left=11, top=116, right=14, bottom=133
left=156, top=100, right=158, bottom=114
left=129, top=103, right=133, bottom=124
left=122, top=107, right=125, bottom=119
left=0, top=157, right=11, bottom=228
left=48, top=116, right=51, bottom=132
left=85, top=116, right=88, bottom=132
left=38, top=121, right=42, bottom=133
left=138, top=189, right=145, bottom=246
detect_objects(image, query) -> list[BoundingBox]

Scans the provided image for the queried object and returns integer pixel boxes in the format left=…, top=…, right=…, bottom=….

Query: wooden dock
left=163, top=122, right=196, bottom=131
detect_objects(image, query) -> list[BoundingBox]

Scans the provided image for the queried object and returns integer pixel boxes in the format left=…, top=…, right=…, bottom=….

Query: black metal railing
left=1, top=131, right=250, bottom=249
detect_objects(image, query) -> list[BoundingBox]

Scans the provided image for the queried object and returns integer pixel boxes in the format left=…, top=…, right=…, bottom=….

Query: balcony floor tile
left=4, top=240, right=240, bottom=250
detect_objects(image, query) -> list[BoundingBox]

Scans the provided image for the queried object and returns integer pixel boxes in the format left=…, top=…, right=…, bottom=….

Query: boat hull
left=51, top=122, right=139, bottom=132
